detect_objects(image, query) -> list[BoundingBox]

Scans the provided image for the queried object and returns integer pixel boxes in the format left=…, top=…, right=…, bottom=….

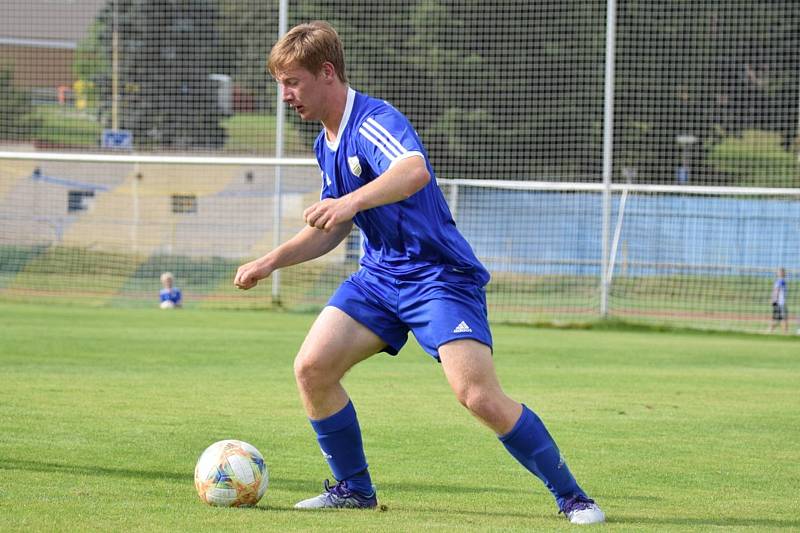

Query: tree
left=0, top=64, right=41, bottom=140
left=285, top=1, right=606, bottom=181
left=94, top=0, right=228, bottom=148
left=73, top=21, right=109, bottom=113
left=615, top=0, right=800, bottom=184
left=217, top=0, right=279, bottom=112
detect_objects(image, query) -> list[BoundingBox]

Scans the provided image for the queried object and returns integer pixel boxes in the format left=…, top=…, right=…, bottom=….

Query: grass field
left=3, top=244, right=795, bottom=332
left=1, top=301, right=799, bottom=532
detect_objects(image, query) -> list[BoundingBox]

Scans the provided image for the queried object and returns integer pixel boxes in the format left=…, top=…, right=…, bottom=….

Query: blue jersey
left=314, top=88, right=489, bottom=285
left=160, top=288, right=182, bottom=305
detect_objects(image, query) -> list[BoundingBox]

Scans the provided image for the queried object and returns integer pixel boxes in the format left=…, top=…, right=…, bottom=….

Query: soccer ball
left=194, top=439, right=269, bottom=507
left=160, top=300, right=175, bottom=309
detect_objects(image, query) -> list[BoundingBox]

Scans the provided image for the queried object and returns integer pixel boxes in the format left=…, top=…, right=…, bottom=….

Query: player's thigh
left=438, top=339, right=504, bottom=400
left=295, top=305, right=387, bottom=382
left=440, top=339, right=521, bottom=433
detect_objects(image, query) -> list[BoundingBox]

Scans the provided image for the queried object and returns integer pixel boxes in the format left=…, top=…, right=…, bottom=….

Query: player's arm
left=304, top=156, right=430, bottom=231
left=234, top=220, right=353, bottom=290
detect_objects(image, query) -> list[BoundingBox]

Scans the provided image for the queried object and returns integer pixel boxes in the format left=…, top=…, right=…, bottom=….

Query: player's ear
left=321, top=62, right=336, bottom=82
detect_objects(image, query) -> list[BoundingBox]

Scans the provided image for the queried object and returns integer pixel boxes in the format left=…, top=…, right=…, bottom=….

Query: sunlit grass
left=1, top=302, right=798, bottom=531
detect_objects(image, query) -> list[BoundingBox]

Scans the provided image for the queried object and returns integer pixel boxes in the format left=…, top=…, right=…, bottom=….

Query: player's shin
left=498, top=404, right=585, bottom=508
left=309, top=400, right=374, bottom=496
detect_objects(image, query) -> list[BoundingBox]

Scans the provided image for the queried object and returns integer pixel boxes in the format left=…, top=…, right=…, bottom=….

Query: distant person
left=159, top=272, right=182, bottom=309
left=675, top=164, right=689, bottom=184
left=769, top=268, right=788, bottom=334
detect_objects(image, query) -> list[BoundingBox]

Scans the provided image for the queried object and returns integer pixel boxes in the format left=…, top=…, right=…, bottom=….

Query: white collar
left=325, top=87, right=356, bottom=151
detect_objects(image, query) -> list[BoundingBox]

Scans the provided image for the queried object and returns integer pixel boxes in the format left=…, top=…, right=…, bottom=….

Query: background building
left=0, top=0, right=106, bottom=88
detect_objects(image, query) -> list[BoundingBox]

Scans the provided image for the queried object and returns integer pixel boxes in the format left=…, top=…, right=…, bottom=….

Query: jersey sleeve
left=355, top=106, right=425, bottom=176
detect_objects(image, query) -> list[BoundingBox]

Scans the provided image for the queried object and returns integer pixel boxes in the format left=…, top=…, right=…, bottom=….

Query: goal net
left=1, top=0, right=799, bottom=332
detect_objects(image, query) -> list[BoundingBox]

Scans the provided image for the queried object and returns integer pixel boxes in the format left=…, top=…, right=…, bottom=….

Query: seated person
left=159, top=272, right=182, bottom=308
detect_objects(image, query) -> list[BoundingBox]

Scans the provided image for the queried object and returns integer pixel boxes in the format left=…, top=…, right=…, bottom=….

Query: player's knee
left=456, top=384, right=510, bottom=423
left=454, top=384, right=490, bottom=415
left=293, top=351, right=331, bottom=390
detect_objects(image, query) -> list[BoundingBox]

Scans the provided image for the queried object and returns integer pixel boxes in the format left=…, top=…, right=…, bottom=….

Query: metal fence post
left=272, top=0, right=288, bottom=306
left=600, top=0, right=617, bottom=318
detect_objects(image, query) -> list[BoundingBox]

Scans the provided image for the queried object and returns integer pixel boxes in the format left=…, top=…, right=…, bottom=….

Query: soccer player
left=234, top=21, right=605, bottom=525
left=769, top=268, right=788, bottom=334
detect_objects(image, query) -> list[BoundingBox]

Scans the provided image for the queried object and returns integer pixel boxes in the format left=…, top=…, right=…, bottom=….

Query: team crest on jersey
left=348, top=155, right=362, bottom=177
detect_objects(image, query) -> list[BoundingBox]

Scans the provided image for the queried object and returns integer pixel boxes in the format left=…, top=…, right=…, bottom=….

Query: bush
left=707, top=130, right=800, bottom=187
left=0, top=64, right=42, bottom=140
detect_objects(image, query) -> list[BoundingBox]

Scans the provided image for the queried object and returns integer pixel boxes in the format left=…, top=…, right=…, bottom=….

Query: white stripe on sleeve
left=365, top=117, right=409, bottom=156
left=359, top=126, right=398, bottom=162
left=388, top=151, right=424, bottom=168
left=360, top=121, right=403, bottom=158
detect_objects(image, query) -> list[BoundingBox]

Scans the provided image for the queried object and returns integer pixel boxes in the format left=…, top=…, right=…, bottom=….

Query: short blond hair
left=160, top=272, right=174, bottom=284
left=267, top=21, right=348, bottom=83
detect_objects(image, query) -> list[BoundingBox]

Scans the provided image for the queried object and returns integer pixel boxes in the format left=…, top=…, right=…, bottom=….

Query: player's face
left=274, top=64, right=332, bottom=121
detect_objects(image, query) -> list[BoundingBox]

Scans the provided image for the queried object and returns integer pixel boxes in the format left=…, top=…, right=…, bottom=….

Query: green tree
left=73, top=21, right=109, bottom=112
left=94, top=0, right=228, bottom=148
left=0, top=64, right=41, bottom=140
left=290, top=1, right=606, bottom=181
left=217, top=0, right=279, bottom=111
left=615, top=0, right=800, bottom=184
left=82, top=0, right=795, bottom=182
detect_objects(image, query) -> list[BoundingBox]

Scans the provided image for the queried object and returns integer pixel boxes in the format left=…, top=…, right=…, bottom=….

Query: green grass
left=5, top=245, right=794, bottom=331
left=221, top=113, right=307, bottom=155
left=24, top=105, right=309, bottom=155
left=1, top=301, right=798, bottom=531
left=32, top=105, right=102, bottom=147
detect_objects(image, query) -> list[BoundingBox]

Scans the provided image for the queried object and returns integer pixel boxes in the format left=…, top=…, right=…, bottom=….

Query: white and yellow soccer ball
left=194, top=439, right=269, bottom=507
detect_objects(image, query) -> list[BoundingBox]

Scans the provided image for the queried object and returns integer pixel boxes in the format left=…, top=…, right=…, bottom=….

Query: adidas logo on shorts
left=453, top=321, right=473, bottom=333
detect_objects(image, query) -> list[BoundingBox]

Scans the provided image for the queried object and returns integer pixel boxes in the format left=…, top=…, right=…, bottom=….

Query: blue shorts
left=328, top=268, right=493, bottom=360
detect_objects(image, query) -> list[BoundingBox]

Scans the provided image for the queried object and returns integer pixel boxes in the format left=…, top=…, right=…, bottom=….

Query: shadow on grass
left=10, top=462, right=791, bottom=529
left=362, top=480, right=524, bottom=496
left=1, top=460, right=522, bottom=497
left=1, top=459, right=189, bottom=481
left=249, top=504, right=532, bottom=520
left=612, top=515, right=800, bottom=529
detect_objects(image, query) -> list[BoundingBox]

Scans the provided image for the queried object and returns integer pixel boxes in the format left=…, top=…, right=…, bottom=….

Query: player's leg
left=293, top=306, right=387, bottom=508
left=782, top=306, right=789, bottom=334
left=294, top=305, right=385, bottom=419
left=438, top=341, right=584, bottom=498
left=438, top=340, right=604, bottom=524
left=296, top=270, right=409, bottom=509
left=437, top=339, right=519, bottom=433
left=770, top=303, right=779, bottom=332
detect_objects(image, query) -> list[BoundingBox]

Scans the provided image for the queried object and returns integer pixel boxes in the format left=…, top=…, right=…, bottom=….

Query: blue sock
left=499, top=404, right=585, bottom=509
left=309, top=400, right=373, bottom=496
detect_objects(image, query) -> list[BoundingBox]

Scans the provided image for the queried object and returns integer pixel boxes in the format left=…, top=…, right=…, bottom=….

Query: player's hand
left=234, top=259, right=272, bottom=290
left=303, top=197, right=357, bottom=231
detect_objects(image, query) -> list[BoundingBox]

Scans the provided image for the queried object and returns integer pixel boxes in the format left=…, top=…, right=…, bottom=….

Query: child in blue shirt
left=159, top=272, right=182, bottom=309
